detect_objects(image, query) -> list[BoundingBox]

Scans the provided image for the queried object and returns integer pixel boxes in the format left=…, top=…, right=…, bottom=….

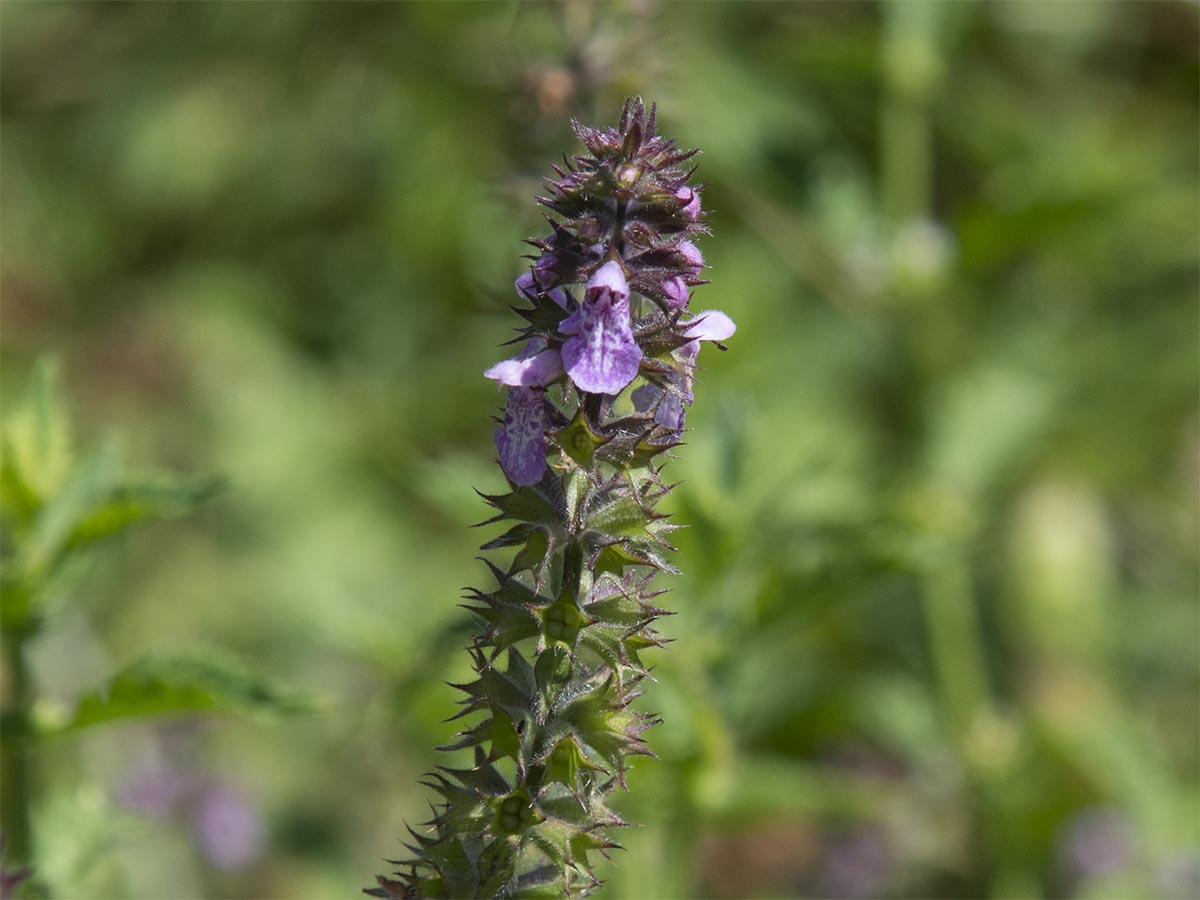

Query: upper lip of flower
left=483, top=339, right=565, bottom=388
left=559, top=262, right=644, bottom=396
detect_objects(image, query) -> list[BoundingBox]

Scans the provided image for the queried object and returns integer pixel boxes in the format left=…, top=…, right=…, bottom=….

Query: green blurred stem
left=881, top=0, right=938, bottom=228
left=1, top=629, right=33, bottom=866
left=921, top=558, right=989, bottom=742
left=881, top=82, right=931, bottom=228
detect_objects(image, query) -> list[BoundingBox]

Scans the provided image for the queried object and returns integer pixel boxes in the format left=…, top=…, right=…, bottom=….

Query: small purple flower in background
left=674, top=185, right=701, bottom=220
left=118, top=734, right=266, bottom=875
left=118, top=758, right=195, bottom=820
left=193, top=783, right=266, bottom=872
left=560, top=260, right=643, bottom=395
left=1058, top=807, right=1135, bottom=883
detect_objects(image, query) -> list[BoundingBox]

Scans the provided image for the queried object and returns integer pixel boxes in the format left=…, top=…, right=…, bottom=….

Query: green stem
left=1, top=629, right=33, bottom=866
left=920, top=558, right=989, bottom=743
left=881, top=0, right=939, bottom=230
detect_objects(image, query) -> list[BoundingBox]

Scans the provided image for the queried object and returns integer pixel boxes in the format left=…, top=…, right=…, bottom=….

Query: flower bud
left=678, top=240, right=703, bottom=275
left=674, top=186, right=701, bottom=220
left=662, top=276, right=690, bottom=310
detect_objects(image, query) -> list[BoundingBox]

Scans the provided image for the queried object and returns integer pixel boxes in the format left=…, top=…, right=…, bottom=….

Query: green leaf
left=585, top=493, right=657, bottom=538
left=23, top=440, right=120, bottom=579
left=1, top=357, right=73, bottom=516
left=477, top=483, right=564, bottom=531
left=68, top=473, right=224, bottom=547
left=62, top=648, right=315, bottom=732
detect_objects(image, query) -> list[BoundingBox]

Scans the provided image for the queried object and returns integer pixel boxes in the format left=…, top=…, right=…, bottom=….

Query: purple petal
left=631, top=382, right=662, bottom=413
left=484, top=344, right=564, bottom=387
left=559, top=308, right=582, bottom=336
left=515, top=271, right=538, bottom=301
left=494, top=387, right=547, bottom=485
left=662, top=276, right=690, bottom=310
left=533, top=252, right=559, bottom=288
left=631, top=381, right=686, bottom=436
left=675, top=186, right=701, bottom=221
left=585, top=260, right=629, bottom=303
left=683, top=309, right=736, bottom=342
left=654, top=394, right=687, bottom=432
left=562, top=262, right=642, bottom=394
left=677, top=240, right=703, bottom=275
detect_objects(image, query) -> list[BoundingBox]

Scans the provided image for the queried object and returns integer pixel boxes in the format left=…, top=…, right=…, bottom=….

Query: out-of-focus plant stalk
left=882, top=3, right=1037, bottom=897
left=881, top=0, right=938, bottom=231
left=1, top=628, right=34, bottom=866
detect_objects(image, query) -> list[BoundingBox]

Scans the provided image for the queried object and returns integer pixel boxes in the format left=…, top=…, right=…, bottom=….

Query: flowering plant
left=370, top=98, right=734, bottom=899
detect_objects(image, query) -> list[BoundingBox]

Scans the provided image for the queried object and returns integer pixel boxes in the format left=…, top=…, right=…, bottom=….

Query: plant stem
left=1, top=628, right=33, bottom=866
left=921, top=558, right=989, bottom=743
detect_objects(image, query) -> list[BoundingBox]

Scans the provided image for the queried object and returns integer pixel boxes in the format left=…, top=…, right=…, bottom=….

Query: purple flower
left=561, top=261, right=643, bottom=395
left=515, top=272, right=570, bottom=309
left=533, top=252, right=559, bottom=288
left=514, top=271, right=538, bottom=301
left=1059, top=807, right=1135, bottom=882
left=677, top=240, right=703, bottom=275
left=674, top=186, right=701, bottom=221
left=494, top=386, right=548, bottom=485
left=193, top=784, right=265, bottom=872
left=632, top=383, right=686, bottom=433
left=632, top=307, right=733, bottom=437
left=682, top=309, right=736, bottom=342
left=484, top=339, right=564, bottom=388
left=662, top=276, right=690, bottom=310
left=118, top=763, right=195, bottom=820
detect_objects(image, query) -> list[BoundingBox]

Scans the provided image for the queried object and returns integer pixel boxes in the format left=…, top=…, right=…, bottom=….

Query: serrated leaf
left=62, top=648, right=314, bottom=732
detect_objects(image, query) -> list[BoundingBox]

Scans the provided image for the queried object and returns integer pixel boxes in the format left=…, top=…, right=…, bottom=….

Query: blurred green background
left=2, top=1, right=1197, bottom=898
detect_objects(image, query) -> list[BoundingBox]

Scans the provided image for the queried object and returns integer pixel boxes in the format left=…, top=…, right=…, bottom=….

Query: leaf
left=22, top=440, right=120, bottom=579
left=0, top=357, right=73, bottom=517
left=62, top=648, right=315, bottom=732
left=68, top=473, right=224, bottom=547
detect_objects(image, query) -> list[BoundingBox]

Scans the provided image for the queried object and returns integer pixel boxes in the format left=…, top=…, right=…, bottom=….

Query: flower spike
left=370, top=98, right=735, bottom=900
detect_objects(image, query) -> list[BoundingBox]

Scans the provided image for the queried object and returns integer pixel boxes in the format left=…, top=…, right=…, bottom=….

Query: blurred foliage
left=1, top=1, right=1197, bottom=898
left=0, top=358, right=307, bottom=897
